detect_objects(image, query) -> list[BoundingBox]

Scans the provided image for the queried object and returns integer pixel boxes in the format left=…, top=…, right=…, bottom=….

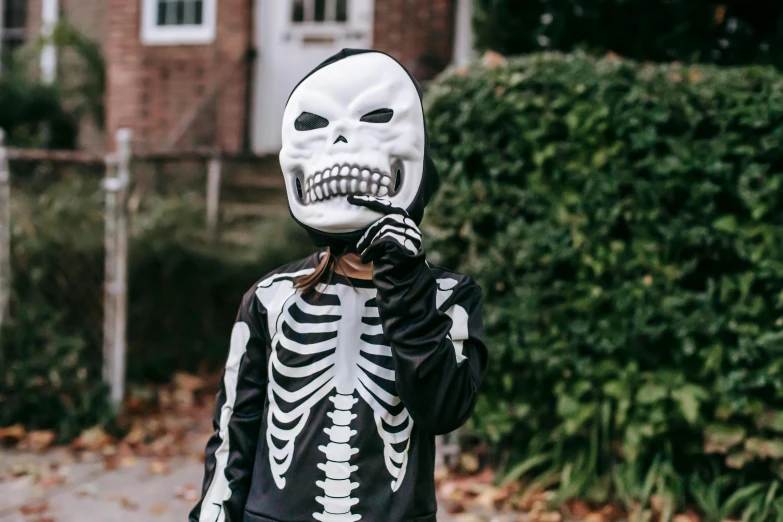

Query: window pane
left=4, top=0, right=27, bottom=29
left=165, top=0, right=176, bottom=25
left=336, top=0, right=347, bottom=22
left=175, top=0, right=186, bottom=24
left=184, top=0, right=194, bottom=24
left=157, top=0, right=167, bottom=25
left=292, top=0, right=304, bottom=22
left=314, top=0, right=325, bottom=22
left=194, top=0, right=203, bottom=24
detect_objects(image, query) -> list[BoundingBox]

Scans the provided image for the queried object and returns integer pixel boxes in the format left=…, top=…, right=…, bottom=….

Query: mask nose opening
left=389, top=159, right=404, bottom=196
left=295, top=171, right=305, bottom=202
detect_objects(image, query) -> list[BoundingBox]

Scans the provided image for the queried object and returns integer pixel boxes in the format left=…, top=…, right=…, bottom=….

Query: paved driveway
left=0, top=449, right=455, bottom=522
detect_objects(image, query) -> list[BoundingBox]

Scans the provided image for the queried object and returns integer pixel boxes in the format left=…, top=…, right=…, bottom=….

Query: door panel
left=252, top=0, right=375, bottom=155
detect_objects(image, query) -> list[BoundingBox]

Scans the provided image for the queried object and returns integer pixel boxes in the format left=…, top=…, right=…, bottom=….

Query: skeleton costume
left=190, top=50, right=488, bottom=522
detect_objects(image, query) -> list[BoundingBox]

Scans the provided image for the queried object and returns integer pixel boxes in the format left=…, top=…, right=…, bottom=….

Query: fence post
left=103, top=129, right=132, bottom=408
left=206, top=151, right=222, bottom=241
left=0, top=130, right=10, bottom=334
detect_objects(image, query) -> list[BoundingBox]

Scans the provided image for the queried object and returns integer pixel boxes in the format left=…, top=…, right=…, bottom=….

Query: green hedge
left=474, top=0, right=783, bottom=69
left=1, top=180, right=312, bottom=439
left=0, top=73, right=78, bottom=149
left=424, top=52, right=783, bottom=516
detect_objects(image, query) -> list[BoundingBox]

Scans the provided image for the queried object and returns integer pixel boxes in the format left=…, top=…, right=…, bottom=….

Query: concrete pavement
left=0, top=449, right=455, bottom=522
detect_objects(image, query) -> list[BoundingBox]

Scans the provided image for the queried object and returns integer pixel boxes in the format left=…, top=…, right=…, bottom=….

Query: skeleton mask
left=280, top=49, right=439, bottom=253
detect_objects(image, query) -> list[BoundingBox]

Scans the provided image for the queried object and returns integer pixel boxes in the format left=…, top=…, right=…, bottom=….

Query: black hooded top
left=190, top=50, right=486, bottom=522
left=284, top=49, right=441, bottom=255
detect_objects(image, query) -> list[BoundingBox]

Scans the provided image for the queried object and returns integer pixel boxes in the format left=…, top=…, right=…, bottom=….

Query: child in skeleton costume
left=190, top=49, right=488, bottom=522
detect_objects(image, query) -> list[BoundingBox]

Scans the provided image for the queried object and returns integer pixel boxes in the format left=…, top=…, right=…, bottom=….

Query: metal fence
left=0, top=134, right=462, bottom=464
left=0, top=130, right=131, bottom=407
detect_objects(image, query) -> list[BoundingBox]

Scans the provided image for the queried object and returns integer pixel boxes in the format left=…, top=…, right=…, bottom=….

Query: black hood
left=282, top=48, right=440, bottom=256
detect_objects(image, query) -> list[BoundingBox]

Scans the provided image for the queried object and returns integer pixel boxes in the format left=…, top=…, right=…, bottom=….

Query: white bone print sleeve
left=359, top=211, right=489, bottom=435
left=190, top=289, right=268, bottom=522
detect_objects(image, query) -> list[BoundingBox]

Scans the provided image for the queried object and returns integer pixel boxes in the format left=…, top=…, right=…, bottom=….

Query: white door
left=252, top=0, right=375, bottom=155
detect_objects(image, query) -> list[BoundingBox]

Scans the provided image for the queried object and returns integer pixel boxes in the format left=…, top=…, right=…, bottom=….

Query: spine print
left=314, top=393, right=361, bottom=521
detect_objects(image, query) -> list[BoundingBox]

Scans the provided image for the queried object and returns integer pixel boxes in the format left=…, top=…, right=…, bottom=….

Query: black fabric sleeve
left=368, top=243, right=488, bottom=435
left=189, top=287, right=268, bottom=522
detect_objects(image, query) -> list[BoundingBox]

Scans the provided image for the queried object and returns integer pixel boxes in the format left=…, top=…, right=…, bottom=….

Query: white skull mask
left=280, top=52, right=426, bottom=234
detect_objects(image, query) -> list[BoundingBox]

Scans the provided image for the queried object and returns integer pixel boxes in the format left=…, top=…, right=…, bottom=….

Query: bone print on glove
left=349, top=195, right=422, bottom=258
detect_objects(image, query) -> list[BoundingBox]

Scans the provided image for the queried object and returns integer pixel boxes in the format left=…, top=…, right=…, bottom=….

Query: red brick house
left=1, top=0, right=475, bottom=154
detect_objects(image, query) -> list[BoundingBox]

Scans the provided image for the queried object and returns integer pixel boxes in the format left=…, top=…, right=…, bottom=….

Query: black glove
left=348, top=195, right=487, bottom=435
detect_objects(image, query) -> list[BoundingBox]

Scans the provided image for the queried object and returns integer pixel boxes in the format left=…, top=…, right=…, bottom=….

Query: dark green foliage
left=474, top=0, right=783, bottom=68
left=2, top=178, right=111, bottom=440
left=46, top=21, right=107, bottom=131
left=0, top=296, right=112, bottom=442
left=1, top=179, right=313, bottom=436
left=424, top=52, right=783, bottom=517
left=0, top=74, right=78, bottom=148
left=126, top=195, right=313, bottom=382
left=0, top=20, right=104, bottom=148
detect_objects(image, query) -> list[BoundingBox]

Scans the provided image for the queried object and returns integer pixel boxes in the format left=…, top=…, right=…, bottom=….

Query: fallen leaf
left=601, top=504, right=625, bottom=522
left=103, top=453, right=121, bottom=470
left=566, top=500, right=592, bottom=519
left=121, top=455, right=138, bottom=468
left=0, top=424, right=26, bottom=445
left=482, top=50, right=506, bottom=69
left=19, top=501, right=50, bottom=515
left=22, top=430, right=56, bottom=452
left=121, top=497, right=139, bottom=510
left=473, top=485, right=509, bottom=509
left=585, top=513, right=606, bottom=522
left=72, top=426, right=112, bottom=451
left=459, top=453, right=480, bottom=474
left=149, top=504, right=169, bottom=515
left=123, top=425, right=146, bottom=446
left=149, top=459, right=171, bottom=475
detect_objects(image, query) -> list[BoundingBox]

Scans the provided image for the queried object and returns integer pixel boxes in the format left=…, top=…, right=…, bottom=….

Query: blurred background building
left=1, top=0, right=476, bottom=154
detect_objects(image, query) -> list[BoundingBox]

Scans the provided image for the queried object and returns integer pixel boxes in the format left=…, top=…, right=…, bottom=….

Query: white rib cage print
left=256, top=273, right=412, bottom=522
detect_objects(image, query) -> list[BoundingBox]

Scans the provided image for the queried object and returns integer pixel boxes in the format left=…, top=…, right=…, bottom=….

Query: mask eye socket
left=295, top=112, right=329, bottom=131
left=360, top=108, right=394, bottom=124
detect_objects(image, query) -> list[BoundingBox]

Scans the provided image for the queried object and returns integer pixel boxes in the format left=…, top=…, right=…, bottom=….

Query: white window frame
left=40, top=0, right=59, bottom=84
left=140, top=0, right=217, bottom=46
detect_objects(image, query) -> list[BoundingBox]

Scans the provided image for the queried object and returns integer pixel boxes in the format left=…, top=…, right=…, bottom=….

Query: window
left=292, top=0, right=348, bottom=23
left=1, top=0, right=27, bottom=68
left=141, top=0, right=216, bottom=46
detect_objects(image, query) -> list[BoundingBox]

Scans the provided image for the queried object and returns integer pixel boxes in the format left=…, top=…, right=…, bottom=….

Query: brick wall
left=23, top=0, right=42, bottom=78
left=61, top=0, right=107, bottom=152
left=372, top=0, right=456, bottom=81
left=105, top=0, right=252, bottom=153
left=62, top=0, right=105, bottom=43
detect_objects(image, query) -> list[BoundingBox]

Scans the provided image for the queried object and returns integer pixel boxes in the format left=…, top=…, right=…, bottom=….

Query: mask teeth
left=304, top=163, right=392, bottom=204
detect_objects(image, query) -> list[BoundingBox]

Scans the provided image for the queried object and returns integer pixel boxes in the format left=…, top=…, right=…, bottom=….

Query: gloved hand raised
left=347, top=195, right=423, bottom=263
